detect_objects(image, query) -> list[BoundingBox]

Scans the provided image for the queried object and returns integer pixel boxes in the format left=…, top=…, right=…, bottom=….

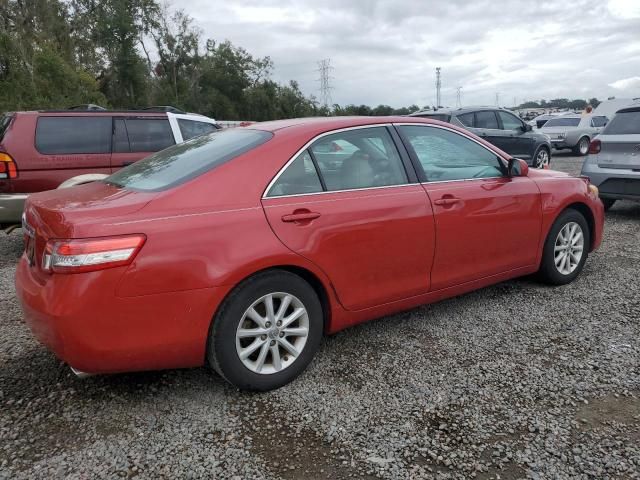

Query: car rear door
left=396, top=124, right=542, bottom=290
left=261, top=125, right=436, bottom=311
left=497, top=110, right=533, bottom=160
left=110, top=116, right=175, bottom=172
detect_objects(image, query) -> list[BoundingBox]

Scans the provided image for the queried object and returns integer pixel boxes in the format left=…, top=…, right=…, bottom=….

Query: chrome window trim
left=263, top=123, right=403, bottom=198
left=262, top=122, right=509, bottom=199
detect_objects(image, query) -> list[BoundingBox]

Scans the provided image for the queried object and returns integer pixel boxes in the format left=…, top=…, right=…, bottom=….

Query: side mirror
left=522, top=123, right=533, bottom=132
left=508, top=158, right=529, bottom=177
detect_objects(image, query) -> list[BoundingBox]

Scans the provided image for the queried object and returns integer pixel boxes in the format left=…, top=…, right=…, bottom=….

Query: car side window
left=124, top=118, right=175, bottom=152
left=456, top=113, right=474, bottom=127
left=474, top=111, right=499, bottom=129
left=591, top=116, right=608, bottom=128
left=398, top=125, right=505, bottom=182
left=35, top=117, right=112, bottom=154
left=178, top=119, right=219, bottom=141
left=497, top=111, right=523, bottom=130
left=113, top=118, right=130, bottom=153
left=267, top=151, right=323, bottom=197
left=310, top=127, right=408, bottom=191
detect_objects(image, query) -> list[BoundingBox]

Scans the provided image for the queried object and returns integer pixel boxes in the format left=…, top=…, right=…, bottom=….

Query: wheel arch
left=562, top=202, right=596, bottom=251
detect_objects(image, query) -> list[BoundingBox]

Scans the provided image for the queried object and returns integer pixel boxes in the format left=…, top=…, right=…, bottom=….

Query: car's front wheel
left=537, top=209, right=590, bottom=285
left=533, top=146, right=550, bottom=169
left=207, top=270, right=323, bottom=391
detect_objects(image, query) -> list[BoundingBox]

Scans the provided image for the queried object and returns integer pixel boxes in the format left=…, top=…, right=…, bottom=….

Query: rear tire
left=572, top=137, right=590, bottom=156
left=207, top=270, right=323, bottom=391
left=601, top=198, right=616, bottom=211
left=537, top=209, right=590, bottom=285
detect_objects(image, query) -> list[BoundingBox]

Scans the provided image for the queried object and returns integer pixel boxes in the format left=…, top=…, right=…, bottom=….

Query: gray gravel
left=1, top=152, right=639, bottom=479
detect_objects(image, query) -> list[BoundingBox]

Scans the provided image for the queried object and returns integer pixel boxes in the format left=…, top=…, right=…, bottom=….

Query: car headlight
left=588, top=184, right=599, bottom=197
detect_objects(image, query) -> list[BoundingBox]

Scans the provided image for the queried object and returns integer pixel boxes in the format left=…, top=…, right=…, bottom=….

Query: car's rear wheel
left=207, top=270, right=323, bottom=391
left=573, top=137, right=590, bottom=156
left=533, top=146, right=550, bottom=169
left=601, top=198, right=616, bottom=211
left=537, top=209, right=590, bottom=285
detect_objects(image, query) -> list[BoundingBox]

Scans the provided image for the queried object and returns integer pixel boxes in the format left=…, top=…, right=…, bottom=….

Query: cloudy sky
left=185, top=0, right=640, bottom=108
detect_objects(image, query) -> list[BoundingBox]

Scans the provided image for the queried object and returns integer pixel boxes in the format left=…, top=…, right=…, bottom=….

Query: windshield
left=105, top=128, right=272, bottom=191
left=543, top=117, right=581, bottom=127
left=603, top=111, right=640, bottom=135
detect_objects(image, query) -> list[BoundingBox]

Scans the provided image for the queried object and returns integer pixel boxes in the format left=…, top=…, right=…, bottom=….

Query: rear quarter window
left=178, top=119, right=219, bottom=141
left=602, top=112, right=640, bottom=135
left=35, top=117, right=112, bottom=154
left=0, top=114, right=14, bottom=142
left=105, top=128, right=272, bottom=191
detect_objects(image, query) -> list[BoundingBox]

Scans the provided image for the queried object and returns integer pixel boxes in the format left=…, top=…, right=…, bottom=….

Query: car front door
left=396, top=124, right=542, bottom=291
left=469, top=110, right=514, bottom=155
left=262, top=126, right=436, bottom=311
left=497, top=110, right=534, bottom=160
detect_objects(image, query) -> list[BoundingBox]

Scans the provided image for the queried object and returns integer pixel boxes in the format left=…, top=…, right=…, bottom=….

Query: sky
left=185, top=0, right=640, bottom=108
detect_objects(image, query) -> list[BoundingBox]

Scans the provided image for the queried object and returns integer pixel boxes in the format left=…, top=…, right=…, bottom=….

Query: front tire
left=573, top=137, right=590, bottom=156
left=537, top=209, right=590, bottom=285
left=207, top=270, right=323, bottom=391
left=533, top=146, right=551, bottom=169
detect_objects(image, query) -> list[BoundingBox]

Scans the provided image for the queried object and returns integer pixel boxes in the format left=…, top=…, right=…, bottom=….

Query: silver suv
left=581, top=106, right=640, bottom=210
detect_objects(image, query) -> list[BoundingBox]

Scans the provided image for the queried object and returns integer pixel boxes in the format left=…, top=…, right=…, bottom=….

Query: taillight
left=42, top=235, right=146, bottom=274
left=0, top=152, right=18, bottom=179
left=588, top=139, right=601, bottom=154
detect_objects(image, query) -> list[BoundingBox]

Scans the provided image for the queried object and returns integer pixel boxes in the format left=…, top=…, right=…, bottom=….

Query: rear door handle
left=434, top=197, right=461, bottom=206
left=281, top=211, right=321, bottom=223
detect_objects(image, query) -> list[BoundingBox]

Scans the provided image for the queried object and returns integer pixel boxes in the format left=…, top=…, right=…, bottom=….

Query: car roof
left=16, top=110, right=170, bottom=117
left=410, top=106, right=516, bottom=116
left=248, top=116, right=438, bottom=135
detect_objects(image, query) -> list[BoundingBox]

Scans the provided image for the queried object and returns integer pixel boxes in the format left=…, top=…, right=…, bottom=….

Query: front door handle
left=281, top=211, right=321, bottom=223
left=434, top=197, right=461, bottom=206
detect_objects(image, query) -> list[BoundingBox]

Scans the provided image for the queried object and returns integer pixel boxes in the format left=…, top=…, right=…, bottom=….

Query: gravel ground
left=1, top=152, right=639, bottom=479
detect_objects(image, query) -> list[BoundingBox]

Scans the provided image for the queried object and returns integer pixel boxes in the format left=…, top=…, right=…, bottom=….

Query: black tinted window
left=0, top=114, right=13, bottom=142
left=267, top=151, right=323, bottom=197
left=36, top=117, right=111, bottom=154
left=475, top=111, right=499, bottom=129
left=591, top=116, right=608, bottom=128
left=457, top=113, right=474, bottom=127
left=125, top=118, right=174, bottom=152
left=106, top=128, right=272, bottom=191
left=178, top=119, right=219, bottom=140
left=603, top=111, right=640, bottom=134
left=113, top=118, right=129, bottom=153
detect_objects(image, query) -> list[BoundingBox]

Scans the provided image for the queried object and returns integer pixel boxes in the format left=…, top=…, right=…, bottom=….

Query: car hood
left=24, top=182, right=156, bottom=239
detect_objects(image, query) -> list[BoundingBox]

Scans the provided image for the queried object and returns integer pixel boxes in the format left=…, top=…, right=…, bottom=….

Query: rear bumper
left=581, top=161, right=640, bottom=201
left=0, top=193, right=27, bottom=225
left=15, top=257, right=229, bottom=374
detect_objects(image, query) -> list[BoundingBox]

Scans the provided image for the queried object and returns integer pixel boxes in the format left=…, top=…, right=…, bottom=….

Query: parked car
left=0, top=108, right=220, bottom=229
left=16, top=116, right=604, bottom=391
left=410, top=107, right=552, bottom=168
left=581, top=106, right=640, bottom=210
left=539, top=114, right=608, bottom=156
left=527, top=111, right=574, bottom=129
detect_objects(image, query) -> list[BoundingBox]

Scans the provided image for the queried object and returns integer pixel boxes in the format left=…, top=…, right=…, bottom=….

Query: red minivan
left=0, top=109, right=219, bottom=229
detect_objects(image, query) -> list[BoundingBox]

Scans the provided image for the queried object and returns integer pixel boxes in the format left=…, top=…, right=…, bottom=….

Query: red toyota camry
left=16, top=117, right=604, bottom=391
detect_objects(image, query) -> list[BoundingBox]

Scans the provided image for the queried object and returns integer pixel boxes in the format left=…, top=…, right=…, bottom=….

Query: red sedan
left=16, top=117, right=604, bottom=391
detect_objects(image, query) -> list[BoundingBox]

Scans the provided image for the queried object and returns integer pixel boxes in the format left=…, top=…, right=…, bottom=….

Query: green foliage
left=518, top=98, right=600, bottom=110
left=0, top=0, right=428, bottom=119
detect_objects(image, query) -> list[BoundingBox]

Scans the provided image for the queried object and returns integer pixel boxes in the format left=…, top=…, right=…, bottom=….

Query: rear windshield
left=105, top=128, right=273, bottom=191
left=544, top=117, right=581, bottom=127
left=603, top=111, right=640, bottom=135
left=0, top=114, right=14, bottom=142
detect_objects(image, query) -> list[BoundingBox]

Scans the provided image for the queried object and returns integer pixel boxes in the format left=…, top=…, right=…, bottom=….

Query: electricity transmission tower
left=495, top=92, right=500, bottom=107
left=455, top=86, right=462, bottom=108
left=317, top=59, right=334, bottom=109
left=435, top=67, right=441, bottom=108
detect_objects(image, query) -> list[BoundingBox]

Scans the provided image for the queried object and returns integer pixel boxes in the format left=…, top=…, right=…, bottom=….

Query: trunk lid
left=596, top=134, right=640, bottom=169
left=24, top=181, right=156, bottom=239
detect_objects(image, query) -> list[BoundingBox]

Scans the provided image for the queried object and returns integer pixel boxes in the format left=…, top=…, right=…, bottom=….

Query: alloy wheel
left=554, top=222, right=584, bottom=275
left=235, top=292, right=309, bottom=374
left=535, top=149, right=549, bottom=169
